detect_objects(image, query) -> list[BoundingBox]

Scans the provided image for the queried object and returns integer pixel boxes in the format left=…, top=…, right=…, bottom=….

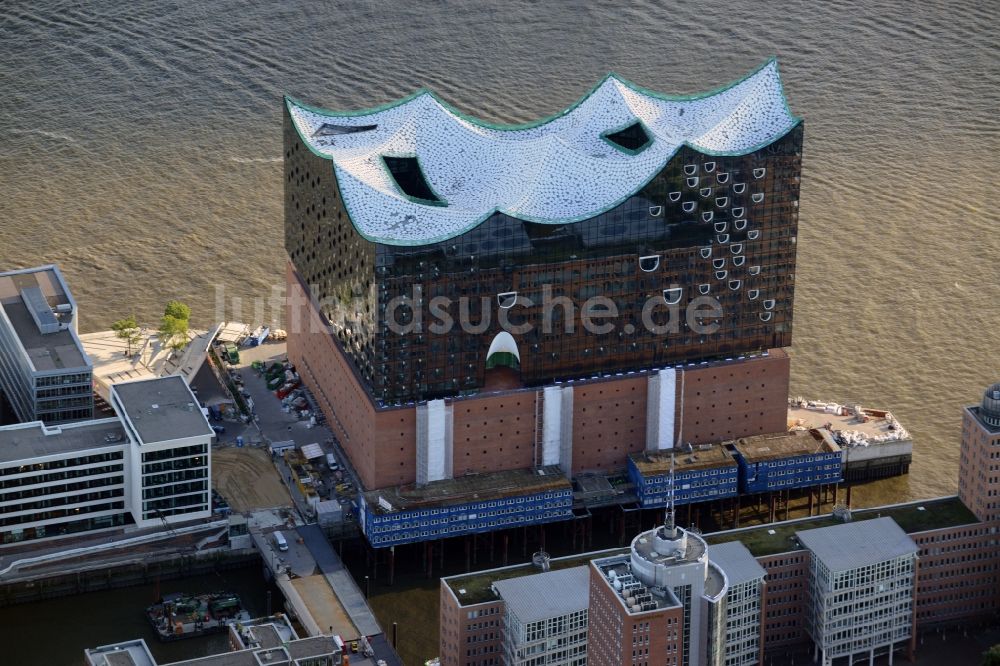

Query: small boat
left=145, top=591, right=251, bottom=641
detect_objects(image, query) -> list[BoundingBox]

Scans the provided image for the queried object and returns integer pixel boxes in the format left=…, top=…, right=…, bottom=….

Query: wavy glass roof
left=286, top=59, right=800, bottom=246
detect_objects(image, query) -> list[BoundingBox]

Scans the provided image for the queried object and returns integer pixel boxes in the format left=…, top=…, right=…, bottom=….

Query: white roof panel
left=796, top=517, right=918, bottom=572
left=287, top=59, right=799, bottom=246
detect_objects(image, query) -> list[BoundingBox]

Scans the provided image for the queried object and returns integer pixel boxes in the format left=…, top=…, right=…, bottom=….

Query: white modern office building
left=0, top=265, right=93, bottom=424
left=0, top=417, right=130, bottom=545
left=707, top=542, right=766, bottom=666
left=0, top=376, right=213, bottom=546
left=494, top=565, right=589, bottom=666
left=797, top=517, right=918, bottom=666
left=111, top=376, right=213, bottom=528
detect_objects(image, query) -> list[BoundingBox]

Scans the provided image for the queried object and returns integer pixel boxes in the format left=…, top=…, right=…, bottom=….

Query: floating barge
left=145, top=591, right=251, bottom=641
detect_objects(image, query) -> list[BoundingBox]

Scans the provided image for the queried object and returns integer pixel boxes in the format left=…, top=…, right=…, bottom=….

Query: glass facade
left=139, top=444, right=209, bottom=520
left=286, top=109, right=803, bottom=404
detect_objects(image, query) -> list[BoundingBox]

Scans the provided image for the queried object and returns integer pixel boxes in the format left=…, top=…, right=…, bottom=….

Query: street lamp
left=364, top=574, right=370, bottom=599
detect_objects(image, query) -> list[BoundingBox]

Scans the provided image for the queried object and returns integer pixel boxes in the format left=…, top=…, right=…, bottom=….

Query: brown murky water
left=1, top=1, right=998, bottom=505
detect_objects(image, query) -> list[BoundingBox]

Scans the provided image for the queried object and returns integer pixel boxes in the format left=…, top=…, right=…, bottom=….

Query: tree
left=983, top=644, right=1000, bottom=666
left=159, top=300, right=191, bottom=353
left=110, top=314, right=142, bottom=356
left=164, top=300, right=191, bottom=322
left=158, top=314, right=188, bottom=353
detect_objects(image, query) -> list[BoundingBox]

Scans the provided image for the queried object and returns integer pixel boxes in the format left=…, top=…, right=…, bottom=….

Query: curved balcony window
left=760, top=312, right=772, bottom=322
left=669, top=191, right=681, bottom=202
left=684, top=164, right=698, bottom=176
left=663, top=288, right=683, bottom=305
left=734, top=219, right=748, bottom=231
left=748, top=289, right=759, bottom=300
left=753, top=167, right=766, bottom=179
left=715, top=270, right=727, bottom=281
left=649, top=206, right=663, bottom=217
left=733, top=183, right=746, bottom=194
left=700, top=247, right=712, bottom=259
left=749, top=265, right=761, bottom=276
left=497, top=292, right=518, bottom=309
left=699, top=284, right=711, bottom=295
left=702, top=211, right=714, bottom=222
left=752, top=192, right=765, bottom=203
left=747, top=230, right=760, bottom=240
left=703, top=161, right=716, bottom=172
left=716, top=197, right=729, bottom=208
left=638, top=255, right=661, bottom=272
left=763, top=299, right=775, bottom=310
left=729, top=280, right=741, bottom=291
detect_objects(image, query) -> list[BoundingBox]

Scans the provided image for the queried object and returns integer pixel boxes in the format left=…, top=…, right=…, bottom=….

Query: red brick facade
left=586, top=564, right=683, bottom=666
left=757, top=551, right=811, bottom=652
left=289, top=262, right=792, bottom=491
left=438, top=585, right=503, bottom=666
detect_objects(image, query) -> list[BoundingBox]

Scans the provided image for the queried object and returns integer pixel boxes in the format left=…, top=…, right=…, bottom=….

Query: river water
left=0, top=566, right=281, bottom=665
left=0, top=4, right=997, bottom=649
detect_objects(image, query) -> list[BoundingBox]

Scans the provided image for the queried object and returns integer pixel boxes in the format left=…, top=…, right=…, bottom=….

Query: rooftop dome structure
left=285, top=58, right=800, bottom=246
left=981, top=383, right=1000, bottom=427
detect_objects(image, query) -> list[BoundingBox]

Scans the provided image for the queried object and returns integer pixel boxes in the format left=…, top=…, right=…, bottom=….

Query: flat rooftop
left=365, top=465, right=570, bottom=514
left=797, top=516, right=918, bottom=572
left=85, top=639, right=156, bottom=666
left=705, top=496, right=980, bottom=557
left=593, top=554, right=682, bottom=613
left=445, top=546, right=629, bottom=606
left=630, top=445, right=737, bottom=475
left=789, top=400, right=910, bottom=446
left=0, top=265, right=87, bottom=371
left=0, top=418, right=126, bottom=465
left=968, top=406, right=1000, bottom=434
left=113, top=376, right=212, bottom=444
left=707, top=541, right=766, bottom=585
left=493, top=566, right=590, bottom=623
left=730, top=428, right=839, bottom=463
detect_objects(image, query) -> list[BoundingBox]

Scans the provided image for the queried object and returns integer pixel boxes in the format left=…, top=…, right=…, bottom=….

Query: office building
left=797, top=517, right=917, bottom=665
left=0, top=418, right=129, bottom=545
left=494, top=565, right=589, bottom=666
left=0, top=376, right=213, bottom=546
left=959, top=383, right=1000, bottom=523
left=442, top=382, right=1000, bottom=666
left=111, top=375, right=214, bottom=528
left=0, top=265, right=93, bottom=424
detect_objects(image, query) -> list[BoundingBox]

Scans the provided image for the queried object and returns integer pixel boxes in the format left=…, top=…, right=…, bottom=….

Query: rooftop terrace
left=0, top=417, right=126, bottom=465
left=0, top=265, right=87, bottom=372
left=731, top=428, right=839, bottom=463
left=365, top=465, right=570, bottom=514
left=112, top=376, right=212, bottom=445
left=705, top=496, right=980, bottom=557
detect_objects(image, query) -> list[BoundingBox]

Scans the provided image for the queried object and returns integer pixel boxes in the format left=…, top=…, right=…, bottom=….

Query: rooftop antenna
left=665, top=451, right=677, bottom=536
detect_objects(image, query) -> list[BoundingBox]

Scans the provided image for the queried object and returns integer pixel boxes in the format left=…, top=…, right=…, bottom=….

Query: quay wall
left=0, top=548, right=259, bottom=608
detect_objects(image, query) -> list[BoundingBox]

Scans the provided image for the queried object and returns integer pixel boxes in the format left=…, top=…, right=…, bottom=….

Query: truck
left=222, top=342, right=240, bottom=365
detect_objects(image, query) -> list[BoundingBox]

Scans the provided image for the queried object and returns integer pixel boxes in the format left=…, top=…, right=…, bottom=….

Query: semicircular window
left=382, top=156, right=446, bottom=205
left=602, top=121, right=652, bottom=154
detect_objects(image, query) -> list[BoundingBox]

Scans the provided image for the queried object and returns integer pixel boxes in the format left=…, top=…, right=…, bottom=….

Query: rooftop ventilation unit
left=20, top=287, right=59, bottom=334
